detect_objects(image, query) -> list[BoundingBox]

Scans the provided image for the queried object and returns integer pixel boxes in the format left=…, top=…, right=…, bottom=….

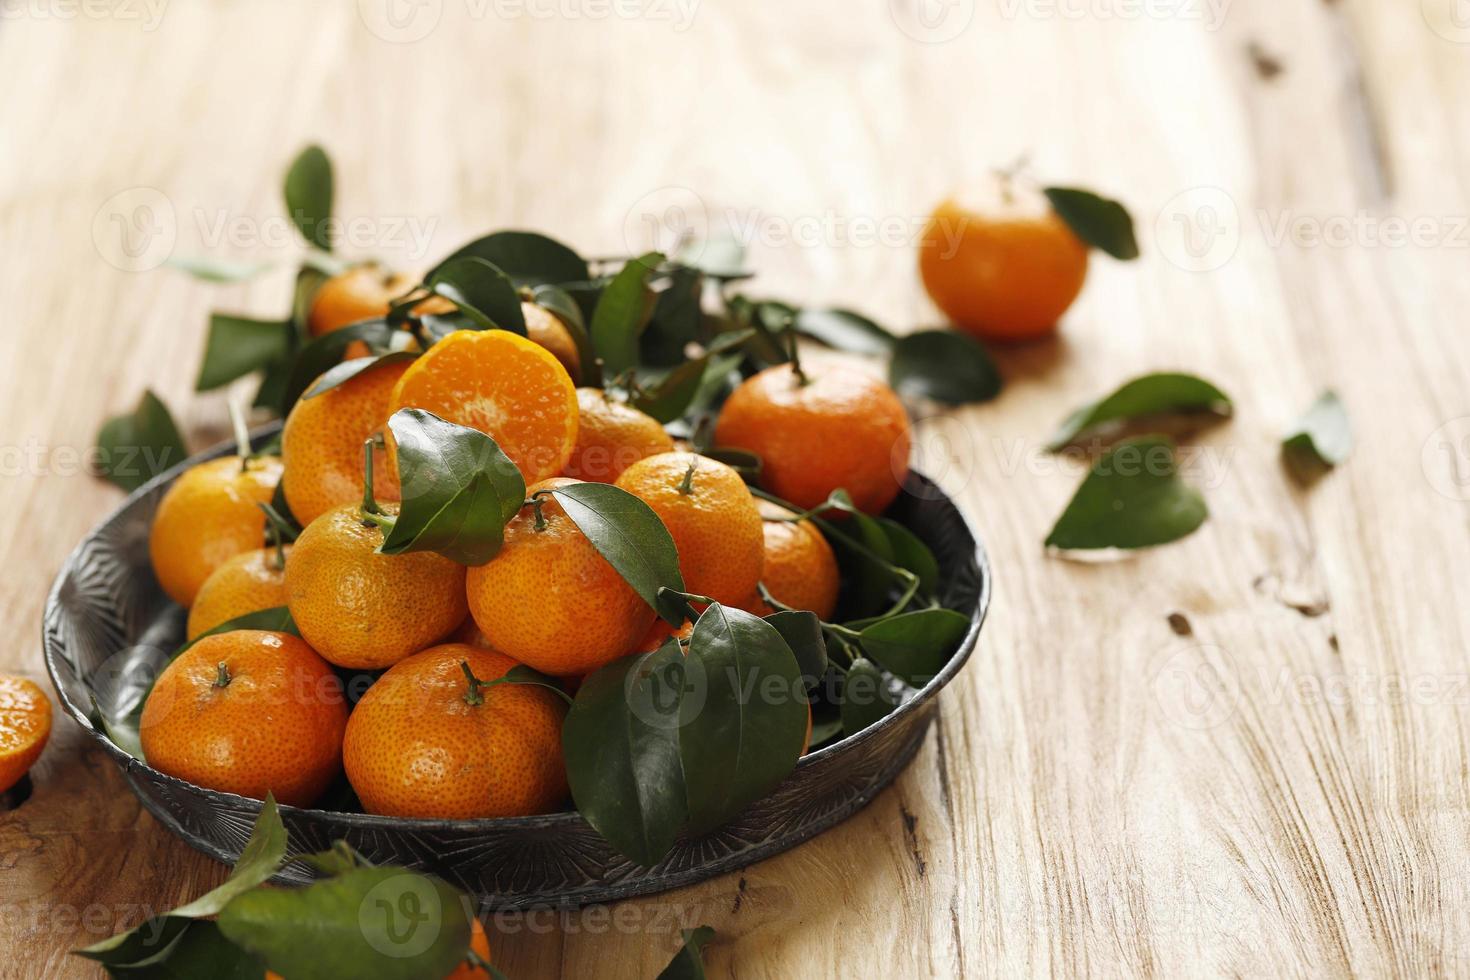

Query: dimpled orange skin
left=714, top=364, right=911, bottom=515
left=523, top=301, right=582, bottom=383
left=750, top=500, right=839, bottom=620
left=185, top=546, right=291, bottom=640
left=917, top=182, right=1089, bottom=343
left=343, top=645, right=568, bottom=819
left=0, top=676, right=51, bottom=795
left=281, top=357, right=409, bottom=527
left=561, top=388, right=675, bottom=483
left=285, top=503, right=467, bottom=669
left=615, top=452, right=764, bottom=606
left=308, top=265, right=417, bottom=338
left=466, top=478, right=655, bottom=676
left=388, top=329, right=578, bottom=486
left=138, top=631, right=347, bottom=807
left=148, top=455, right=284, bottom=607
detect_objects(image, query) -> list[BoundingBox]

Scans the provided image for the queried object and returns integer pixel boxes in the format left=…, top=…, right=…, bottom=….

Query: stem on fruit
left=213, top=662, right=231, bottom=688
left=359, top=438, right=382, bottom=525
left=527, top=494, right=549, bottom=532
left=460, top=660, right=485, bottom=707
left=678, top=458, right=697, bottom=495
left=786, top=329, right=808, bottom=386
left=229, top=396, right=252, bottom=471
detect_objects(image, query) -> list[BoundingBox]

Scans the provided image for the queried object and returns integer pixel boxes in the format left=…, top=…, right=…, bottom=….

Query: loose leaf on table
left=794, top=308, right=897, bottom=356
left=680, top=604, right=808, bottom=834
left=762, top=610, right=827, bottom=682
left=1282, top=389, right=1351, bottom=473
left=563, top=642, right=691, bottom=866
left=218, top=866, right=471, bottom=980
left=428, top=229, right=590, bottom=286
left=1043, top=186, right=1140, bottom=260
left=658, top=926, right=718, bottom=980
left=889, top=329, right=1002, bottom=405
left=1044, top=436, right=1208, bottom=551
left=279, top=318, right=397, bottom=412
left=858, top=608, right=969, bottom=688
left=1046, top=372, right=1233, bottom=450
left=590, top=251, right=664, bottom=376
left=173, top=606, right=299, bottom=659
left=78, top=797, right=286, bottom=968
left=95, top=389, right=187, bottom=492
left=303, top=350, right=419, bottom=399
left=427, top=256, right=526, bottom=334
left=167, top=255, right=273, bottom=283
left=547, top=481, right=686, bottom=624
left=283, top=145, right=334, bottom=252
left=379, top=409, right=526, bottom=565
left=530, top=282, right=597, bottom=383
left=195, top=314, right=294, bottom=392
left=839, top=657, right=900, bottom=737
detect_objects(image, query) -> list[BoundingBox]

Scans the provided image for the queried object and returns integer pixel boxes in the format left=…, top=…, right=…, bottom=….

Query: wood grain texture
left=3, top=1, right=1468, bottom=976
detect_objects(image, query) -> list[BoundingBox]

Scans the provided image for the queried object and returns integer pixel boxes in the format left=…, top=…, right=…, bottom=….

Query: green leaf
left=657, top=925, right=717, bottom=980
left=563, top=643, right=690, bottom=866
left=794, top=308, right=897, bottom=356
left=304, top=351, right=418, bottom=399
left=427, top=256, right=526, bottom=334
left=530, top=283, right=598, bottom=384
left=839, top=657, right=900, bottom=736
left=283, top=145, right=334, bottom=251
left=547, top=482, right=685, bottom=622
left=167, top=255, right=273, bottom=283
left=79, top=799, right=286, bottom=969
left=173, top=607, right=299, bottom=660
left=379, top=409, right=527, bottom=565
left=889, top=330, right=1001, bottom=405
left=762, top=610, right=827, bottom=682
left=430, top=230, right=589, bottom=286
left=633, top=329, right=755, bottom=424
left=1045, top=436, right=1208, bottom=550
left=591, top=252, right=664, bottom=376
left=196, top=315, right=295, bottom=392
left=95, top=389, right=187, bottom=492
left=640, top=264, right=704, bottom=367
left=1044, top=186, right=1139, bottom=260
left=875, top=517, right=939, bottom=597
left=858, top=609, right=968, bottom=688
left=280, top=318, right=396, bottom=412
left=680, top=605, right=807, bottom=833
left=218, top=867, right=471, bottom=980
left=1047, top=372, right=1233, bottom=451
left=1282, top=390, right=1351, bottom=472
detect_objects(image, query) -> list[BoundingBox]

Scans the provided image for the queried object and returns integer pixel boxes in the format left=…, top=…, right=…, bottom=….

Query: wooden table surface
left=5, top=1, right=1470, bottom=976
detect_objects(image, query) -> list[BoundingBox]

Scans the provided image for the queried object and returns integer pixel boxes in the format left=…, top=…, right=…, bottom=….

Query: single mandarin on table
left=561, top=388, right=674, bottom=483
left=0, top=676, right=51, bottom=795
left=918, top=178, right=1089, bottom=343
left=138, top=630, right=347, bottom=807
left=186, top=546, right=291, bottom=640
left=387, top=329, right=578, bottom=485
left=714, top=363, right=910, bottom=514
left=522, top=301, right=582, bottom=383
left=148, top=455, right=283, bottom=607
left=286, top=503, right=467, bottom=670
left=748, top=499, right=839, bottom=620
left=343, top=645, right=568, bottom=819
left=466, top=478, right=655, bottom=676
left=614, top=452, right=763, bottom=606
left=281, top=357, right=409, bottom=526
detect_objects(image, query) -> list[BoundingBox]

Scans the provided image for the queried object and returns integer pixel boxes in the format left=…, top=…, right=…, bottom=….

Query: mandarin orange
left=139, top=630, right=347, bottom=806
left=750, top=500, right=839, bottom=620
left=713, top=363, right=910, bottom=514
left=308, top=264, right=416, bottom=338
left=0, top=676, right=51, bottom=795
left=561, top=388, right=674, bottom=483
left=522, top=301, right=581, bottom=383
left=149, top=455, right=283, bottom=607
left=614, top=452, right=763, bottom=606
left=343, top=645, right=568, bottom=819
left=465, top=478, right=654, bottom=676
left=186, top=545, right=291, bottom=640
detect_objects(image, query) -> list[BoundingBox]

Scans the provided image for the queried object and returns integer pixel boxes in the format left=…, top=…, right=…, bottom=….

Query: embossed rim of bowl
left=43, top=423, right=990, bottom=837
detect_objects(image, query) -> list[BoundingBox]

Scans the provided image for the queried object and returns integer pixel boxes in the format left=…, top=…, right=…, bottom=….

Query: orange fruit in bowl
left=139, top=630, right=348, bottom=806
left=281, top=357, right=409, bottom=526
left=149, top=455, right=284, bottom=607
left=918, top=179, right=1089, bottom=343
left=186, top=545, right=290, bottom=640
left=615, top=452, right=764, bottom=606
left=308, top=264, right=416, bottom=339
left=343, top=644, right=568, bottom=818
left=0, top=675, right=51, bottom=795
left=636, top=617, right=694, bottom=653
left=748, top=500, right=839, bottom=620
left=561, top=388, right=674, bottom=483
left=447, top=919, right=494, bottom=979
left=523, top=301, right=582, bottom=383
left=388, top=329, right=578, bottom=485
left=713, top=364, right=910, bottom=515
left=466, top=478, right=655, bottom=676
left=285, top=503, right=467, bottom=669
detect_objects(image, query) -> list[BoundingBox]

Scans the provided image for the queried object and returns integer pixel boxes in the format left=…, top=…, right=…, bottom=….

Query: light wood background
left=4, top=0, right=1470, bottom=976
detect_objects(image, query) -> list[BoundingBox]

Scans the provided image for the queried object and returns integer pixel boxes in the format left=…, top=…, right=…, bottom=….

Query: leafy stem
left=357, top=438, right=397, bottom=534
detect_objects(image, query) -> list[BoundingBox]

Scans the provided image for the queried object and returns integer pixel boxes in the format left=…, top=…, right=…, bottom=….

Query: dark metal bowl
left=42, top=427, right=990, bottom=909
